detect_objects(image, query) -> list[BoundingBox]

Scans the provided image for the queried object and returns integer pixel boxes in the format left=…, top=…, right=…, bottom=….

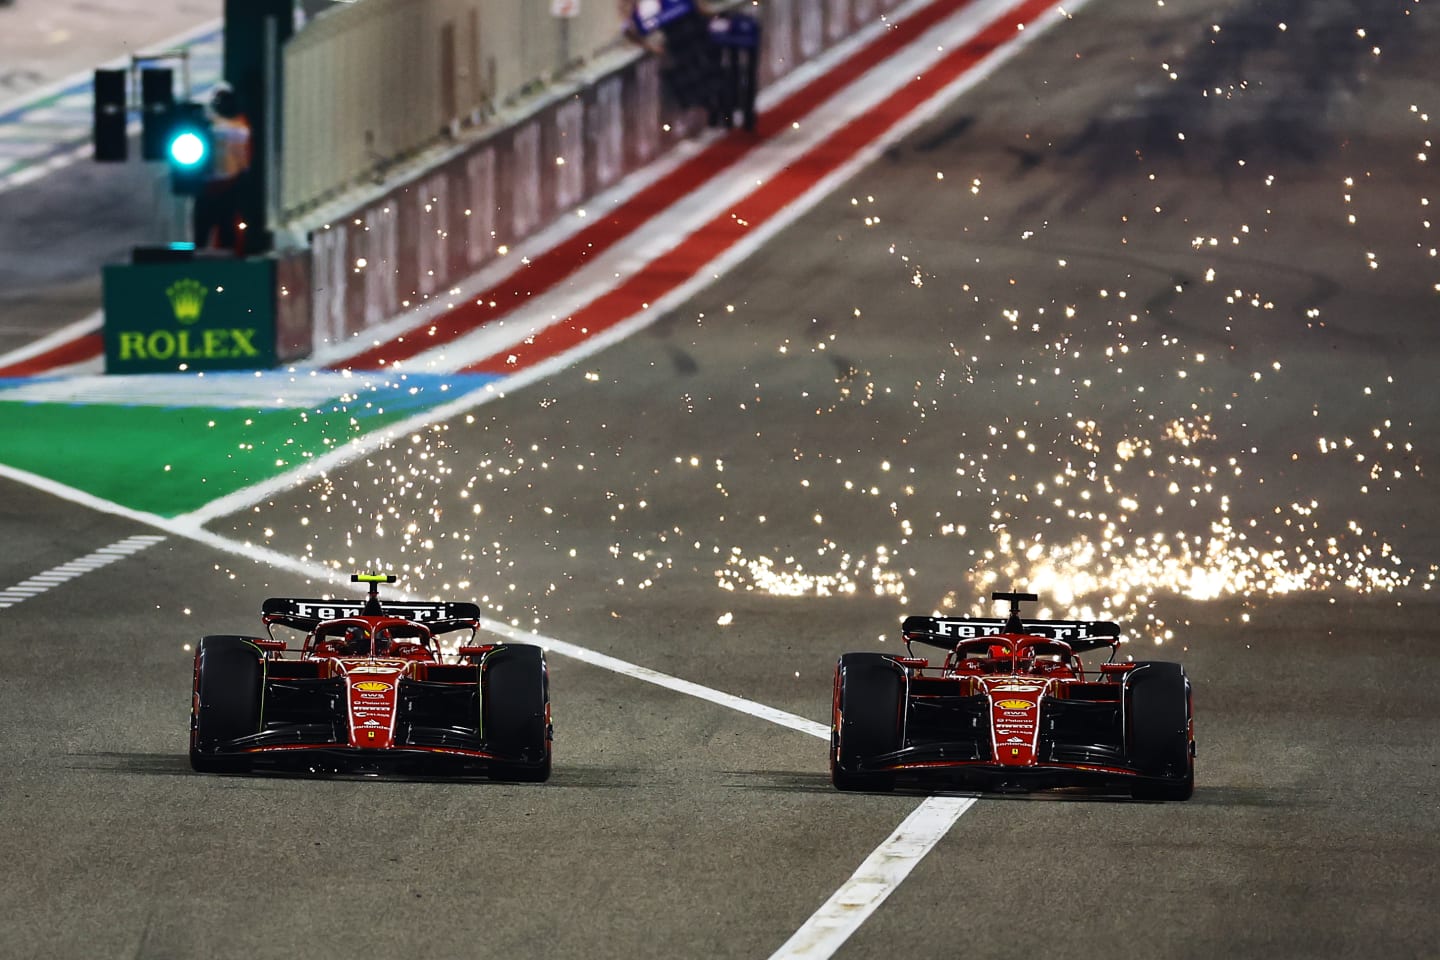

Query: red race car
left=831, top=591, right=1194, bottom=800
left=189, top=573, right=551, bottom=780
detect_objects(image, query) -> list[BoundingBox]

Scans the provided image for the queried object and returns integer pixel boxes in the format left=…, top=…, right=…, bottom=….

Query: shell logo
left=354, top=681, right=392, bottom=693
left=995, top=699, right=1034, bottom=710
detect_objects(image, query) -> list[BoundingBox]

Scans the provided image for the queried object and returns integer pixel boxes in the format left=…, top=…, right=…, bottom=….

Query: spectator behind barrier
left=706, top=9, right=760, bottom=130
left=622, top=0, right=724, bottom=121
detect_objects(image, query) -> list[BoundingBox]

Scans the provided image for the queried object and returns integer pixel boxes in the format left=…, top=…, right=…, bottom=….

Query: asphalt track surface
left=2, top=1, right=1439, bottom=958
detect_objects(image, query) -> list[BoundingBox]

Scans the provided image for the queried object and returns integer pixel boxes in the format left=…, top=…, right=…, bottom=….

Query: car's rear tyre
left=1127, top=661, right=1194, bottom=801
left=190, top=635, right=264, bottom=774
left=831, top=653, right=904, bottom=792
left=482, top=643, right=551, bottom=782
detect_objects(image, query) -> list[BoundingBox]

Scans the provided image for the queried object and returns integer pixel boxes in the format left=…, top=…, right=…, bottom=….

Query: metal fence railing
left=280, top=0, right=629, bottom=218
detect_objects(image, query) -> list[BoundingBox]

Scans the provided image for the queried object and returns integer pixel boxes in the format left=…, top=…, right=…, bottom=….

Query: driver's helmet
left=342, top=625, right=370, bottom=655
left=373, top=626, right=393, bottom=656
left=983, top=643, right=1011, bottom=673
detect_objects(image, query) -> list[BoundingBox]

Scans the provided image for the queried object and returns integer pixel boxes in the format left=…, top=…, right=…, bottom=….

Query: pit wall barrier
left=291, top=0, right=906, bottom=356
left=281, top=0, right=632, bottom=215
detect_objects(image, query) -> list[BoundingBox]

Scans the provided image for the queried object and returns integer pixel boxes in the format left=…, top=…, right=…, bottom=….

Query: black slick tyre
left=190, top=635, right=264, bottom=773
left=1126, top=661, right=1194, bottom=801
left=831, top=653, right=904, bottom=791
left=482, top=643, right=552, bottom=782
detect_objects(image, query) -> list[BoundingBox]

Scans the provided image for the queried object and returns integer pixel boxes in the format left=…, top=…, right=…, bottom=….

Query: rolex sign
left=102, top=259, right=279, bottom=373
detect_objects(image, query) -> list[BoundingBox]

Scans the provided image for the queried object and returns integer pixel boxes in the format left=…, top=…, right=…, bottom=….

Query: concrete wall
left=281, top=0, right=630, bottom=216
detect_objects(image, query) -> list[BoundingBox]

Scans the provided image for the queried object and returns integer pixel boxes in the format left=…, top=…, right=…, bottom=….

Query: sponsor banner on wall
left=103, top=259, right=279, bottom=374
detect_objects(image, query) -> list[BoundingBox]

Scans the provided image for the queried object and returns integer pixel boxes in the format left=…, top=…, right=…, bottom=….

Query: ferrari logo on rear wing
left=901, top=615, right=1122, bottom=651
left=262, top=597, right=482, bottom=623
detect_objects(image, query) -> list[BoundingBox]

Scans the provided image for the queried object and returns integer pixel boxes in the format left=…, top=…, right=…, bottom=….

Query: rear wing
left=901, top=615, right=1122, bottom=653
left=262, top=597, right=482, bottom=635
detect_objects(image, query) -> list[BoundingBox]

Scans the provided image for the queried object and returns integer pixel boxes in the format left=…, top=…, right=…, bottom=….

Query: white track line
left=0, top=462, right=182, bottom=529
left=0, top=310, right=101, bottom=371
left=0, top=142, right=95, bottom=194
left=768, top=796, right=977, bottom=960
left=0, top=533, right=166, bottom=608
left=482, top=618, right=830, bottom=740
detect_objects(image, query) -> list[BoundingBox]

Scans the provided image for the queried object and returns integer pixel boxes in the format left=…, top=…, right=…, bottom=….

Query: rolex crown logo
left=166, top=278, right=209, bottom=325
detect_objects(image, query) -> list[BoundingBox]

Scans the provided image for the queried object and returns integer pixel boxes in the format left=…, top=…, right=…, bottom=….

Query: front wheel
left=190, top=635, right=264, bottom=773
left=482, top=644, right=551, bottom=782
left=831, top=653, right=904, bottom=792
left=1127, top=661, right=1194, bottom=801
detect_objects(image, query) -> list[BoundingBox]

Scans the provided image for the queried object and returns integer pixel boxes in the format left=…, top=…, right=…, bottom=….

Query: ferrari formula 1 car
left=189, top=573, right=551, bottom=780
left=831, top=592, right=1194, bottom=800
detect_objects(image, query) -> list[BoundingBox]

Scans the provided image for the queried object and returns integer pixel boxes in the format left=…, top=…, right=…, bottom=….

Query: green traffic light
left=169, top=130, right=208, bottom=168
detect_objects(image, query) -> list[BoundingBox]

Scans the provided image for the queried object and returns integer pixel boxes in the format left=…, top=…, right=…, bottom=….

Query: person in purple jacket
left=622, top=0, right=723, bottom=118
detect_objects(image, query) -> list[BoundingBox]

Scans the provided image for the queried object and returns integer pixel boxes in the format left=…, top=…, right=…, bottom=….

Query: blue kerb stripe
left=0, top=371, right=506, bottom=411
